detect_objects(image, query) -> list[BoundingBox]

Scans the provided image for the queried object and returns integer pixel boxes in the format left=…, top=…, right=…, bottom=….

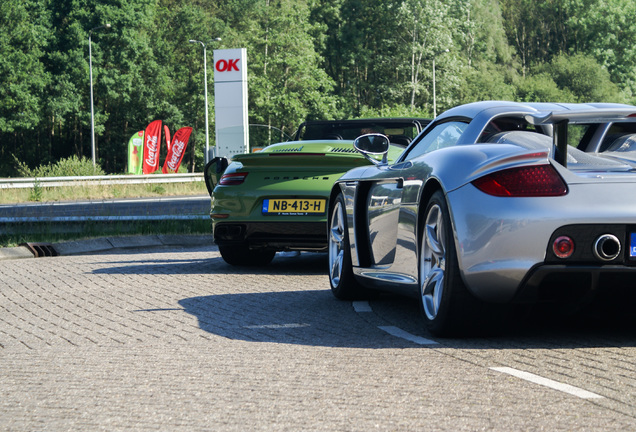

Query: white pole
left=203, top=43, right=209, bottom=164
left=189, top=38, right=221, bottom=165
left=89, top=33, right=95, bottom=166
left=88, top=24, right=111, bottom=168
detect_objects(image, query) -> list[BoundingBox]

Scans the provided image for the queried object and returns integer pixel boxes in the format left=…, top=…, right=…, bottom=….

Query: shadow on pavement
left=91, top=249, right=329, bottom=276
left=178, top=290, right=422, bottom=349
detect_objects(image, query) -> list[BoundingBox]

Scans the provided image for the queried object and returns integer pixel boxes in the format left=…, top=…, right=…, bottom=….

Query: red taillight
left=553, top=236, right=575, bottom=258
left=219, top=172, right=248, bottom=185
left=472, top=165, right=567, bottom=197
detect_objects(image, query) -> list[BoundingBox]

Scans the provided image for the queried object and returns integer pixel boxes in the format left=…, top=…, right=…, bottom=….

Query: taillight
left=472, top=165, right=567, bottom=197
left=219, top=172, right=248, bottom=185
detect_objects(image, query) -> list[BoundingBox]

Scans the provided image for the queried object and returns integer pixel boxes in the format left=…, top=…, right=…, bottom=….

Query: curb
left=0, top=234, right=215, bottom=261
left=0, top=246, right=35, bottom=260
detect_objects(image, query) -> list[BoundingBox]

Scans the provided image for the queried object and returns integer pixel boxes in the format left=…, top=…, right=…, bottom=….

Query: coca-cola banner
left=143, top=120, right=162, bottom=174
left=164, top=125, right=172, bottom=153
left=127, top=130, right=144, bottom=175
left=162, top=127, right=192, bottom=173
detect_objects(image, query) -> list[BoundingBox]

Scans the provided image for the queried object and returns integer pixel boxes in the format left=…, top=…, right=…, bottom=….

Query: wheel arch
left=417, top=178, right=445, bottom=237
left=328, top=182, right=345, bottom=212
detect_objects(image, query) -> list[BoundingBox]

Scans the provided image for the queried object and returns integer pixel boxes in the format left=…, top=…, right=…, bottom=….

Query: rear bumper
left=213, top=221, right=327, bottom=252
left=513, top=263, right=636, bottom=304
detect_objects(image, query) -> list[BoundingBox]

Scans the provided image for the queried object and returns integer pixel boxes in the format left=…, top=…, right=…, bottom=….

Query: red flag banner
left=143, top=120, right=162, bottom=174
left=162, top=127, right=193, bottom=173
left=164, top=125, right=172, bottom=153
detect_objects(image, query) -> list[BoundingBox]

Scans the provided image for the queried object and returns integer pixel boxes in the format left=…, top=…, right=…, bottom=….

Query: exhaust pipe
left=593, top=234, right=621, bottom=261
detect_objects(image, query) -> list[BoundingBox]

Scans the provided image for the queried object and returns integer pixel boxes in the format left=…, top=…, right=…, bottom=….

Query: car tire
left=419, top=190, right=481, bottom=337
left=218, top=244, right=276, bottom=266
left=328, top=193, right=364, bottom=299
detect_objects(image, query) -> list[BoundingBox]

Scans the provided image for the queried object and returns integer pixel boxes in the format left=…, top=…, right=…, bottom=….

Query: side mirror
left=353, top=133, right=390, bottom=165
left=203, top=157, right=229, bottom=195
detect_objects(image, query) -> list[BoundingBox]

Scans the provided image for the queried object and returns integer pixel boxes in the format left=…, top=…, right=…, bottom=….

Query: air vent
left=270, top=146, right=304, bottom=153
left=263, top=176, right=330, bottom=180
left=329, top=148, right=357, bottom=153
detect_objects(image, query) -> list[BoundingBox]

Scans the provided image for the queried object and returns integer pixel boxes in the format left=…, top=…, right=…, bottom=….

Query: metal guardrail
left=0, top=215, right=208, bottom=223
left=0, top=173, right=204, bottom=189
left=0, top=195, right=212, bottom=235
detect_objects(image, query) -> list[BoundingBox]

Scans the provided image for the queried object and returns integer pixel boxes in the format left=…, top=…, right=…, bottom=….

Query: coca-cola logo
left=145, top=135, right=158, bottom=166
left=166, top=139, right=186, bottom=170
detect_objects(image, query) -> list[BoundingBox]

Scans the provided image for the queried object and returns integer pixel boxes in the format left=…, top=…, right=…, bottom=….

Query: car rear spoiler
left=524, top=109, right=636, bottom=167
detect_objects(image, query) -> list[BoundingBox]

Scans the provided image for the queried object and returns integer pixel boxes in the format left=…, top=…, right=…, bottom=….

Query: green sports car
left=204, top=118, right=429, bottom=265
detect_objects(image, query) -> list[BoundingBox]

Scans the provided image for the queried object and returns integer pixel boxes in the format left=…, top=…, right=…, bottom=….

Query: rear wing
left=525, top=109, right=636, bottom=167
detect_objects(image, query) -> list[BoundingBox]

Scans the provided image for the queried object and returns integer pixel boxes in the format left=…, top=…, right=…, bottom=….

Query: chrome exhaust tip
left=593, top=234, right=621, bottom=261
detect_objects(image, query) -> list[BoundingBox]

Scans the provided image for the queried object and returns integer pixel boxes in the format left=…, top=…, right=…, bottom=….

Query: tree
left=537, top=53, right=622, bottom=102
left=397, top=0, right=455, bottom=111
left=227, top=0, right=337, bottom=134
left=1, top=0, right=635, bottom=177
left=0, top=0, right=50, bottom=174
left=569, top=0, right=636, bottom=99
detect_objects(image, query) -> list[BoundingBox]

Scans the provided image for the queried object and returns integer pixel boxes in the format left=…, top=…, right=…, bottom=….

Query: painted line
left=352, top=301, right=373, bottom=312
left=490, top=367, right=604, bottom=399
left=352, top=301, right=437, bottom=345
left=378, top=326, right=438, bottom=345
left=243, top=323, right=310, bottom=329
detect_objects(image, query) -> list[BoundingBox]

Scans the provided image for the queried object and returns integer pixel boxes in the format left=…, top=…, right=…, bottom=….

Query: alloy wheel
left=328, top=200, right=345, bottom=287
left=420, top=203, right=447, bottom=320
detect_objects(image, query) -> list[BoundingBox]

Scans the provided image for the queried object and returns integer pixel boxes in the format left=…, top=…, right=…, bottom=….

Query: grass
left=0, top=181, right=208, bottom=204
left=1, top=181, right=212, bottom=248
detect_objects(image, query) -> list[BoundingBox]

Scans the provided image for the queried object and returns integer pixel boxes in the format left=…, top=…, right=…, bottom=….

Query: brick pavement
left=1, top=245, right=635, bottom=430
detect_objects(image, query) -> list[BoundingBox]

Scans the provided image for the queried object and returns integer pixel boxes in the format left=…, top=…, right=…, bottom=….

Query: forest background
left=1, top=0, right=635, bottom=177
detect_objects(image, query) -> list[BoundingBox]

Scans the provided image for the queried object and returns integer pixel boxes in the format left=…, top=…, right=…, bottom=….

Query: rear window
left=297, top=121, right=421, bottom=146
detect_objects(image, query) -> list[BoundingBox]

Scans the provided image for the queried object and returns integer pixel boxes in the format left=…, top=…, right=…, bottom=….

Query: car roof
left=299, top=118, right=429, bottom=125
left=436, top=101, right=636, bottom=121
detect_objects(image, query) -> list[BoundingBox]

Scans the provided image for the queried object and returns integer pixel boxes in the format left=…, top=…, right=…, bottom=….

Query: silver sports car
left=327, top=101, right=636, bottom=336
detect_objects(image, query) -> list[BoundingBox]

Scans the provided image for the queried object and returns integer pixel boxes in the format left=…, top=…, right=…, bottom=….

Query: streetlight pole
left=189, top=37, right=222, bottom=164
left=432, top=49, right=449, bottom=118
left=89, top=23, right=111, bottom=168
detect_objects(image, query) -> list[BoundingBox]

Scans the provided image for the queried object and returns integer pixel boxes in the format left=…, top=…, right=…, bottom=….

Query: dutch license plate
left=262, top=198, right=326, bottom=215
left=630, top=232, right=636, bottom=259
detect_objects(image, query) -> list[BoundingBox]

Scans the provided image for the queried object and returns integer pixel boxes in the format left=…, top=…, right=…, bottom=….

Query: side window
left=403, top=121, right=468, bottom=161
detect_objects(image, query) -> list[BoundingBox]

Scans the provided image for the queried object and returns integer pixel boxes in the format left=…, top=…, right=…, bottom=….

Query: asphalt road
left=2, top=243, right=636, bottom=430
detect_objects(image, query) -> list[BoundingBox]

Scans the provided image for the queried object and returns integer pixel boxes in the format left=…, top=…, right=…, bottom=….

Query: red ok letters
left=216, top=59, right=240, bottom=72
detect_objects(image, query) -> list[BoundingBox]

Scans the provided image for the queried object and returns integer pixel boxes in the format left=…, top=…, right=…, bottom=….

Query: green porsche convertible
left=204, top=118, right=429, bottom=265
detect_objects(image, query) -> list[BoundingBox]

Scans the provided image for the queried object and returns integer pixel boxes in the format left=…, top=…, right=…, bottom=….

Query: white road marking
left=490, top=367, right=604, bottom=399
left=243, top=323, right=310, bottom=329
left=352, top=302, right=437, bottom=345
left=378, top=326, right=438, bottom=345
left=352, top=301, right=373, bottom=312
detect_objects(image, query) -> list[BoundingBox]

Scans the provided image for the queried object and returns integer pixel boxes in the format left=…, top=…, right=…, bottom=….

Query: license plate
left=631, top=232, right=636, bottom=259
left=262, top=198, right=326, bottom=215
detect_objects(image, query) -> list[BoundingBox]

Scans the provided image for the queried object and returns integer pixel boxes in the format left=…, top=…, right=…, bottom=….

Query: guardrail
left=0, top=173, right=204, bottom=189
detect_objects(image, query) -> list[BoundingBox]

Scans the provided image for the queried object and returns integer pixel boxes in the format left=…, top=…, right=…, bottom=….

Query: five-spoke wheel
left=328, top=193, right=363, bottom=299
left=419, top=190, right=478, bottom=336
left=421, top=201, right=446, bottom=321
